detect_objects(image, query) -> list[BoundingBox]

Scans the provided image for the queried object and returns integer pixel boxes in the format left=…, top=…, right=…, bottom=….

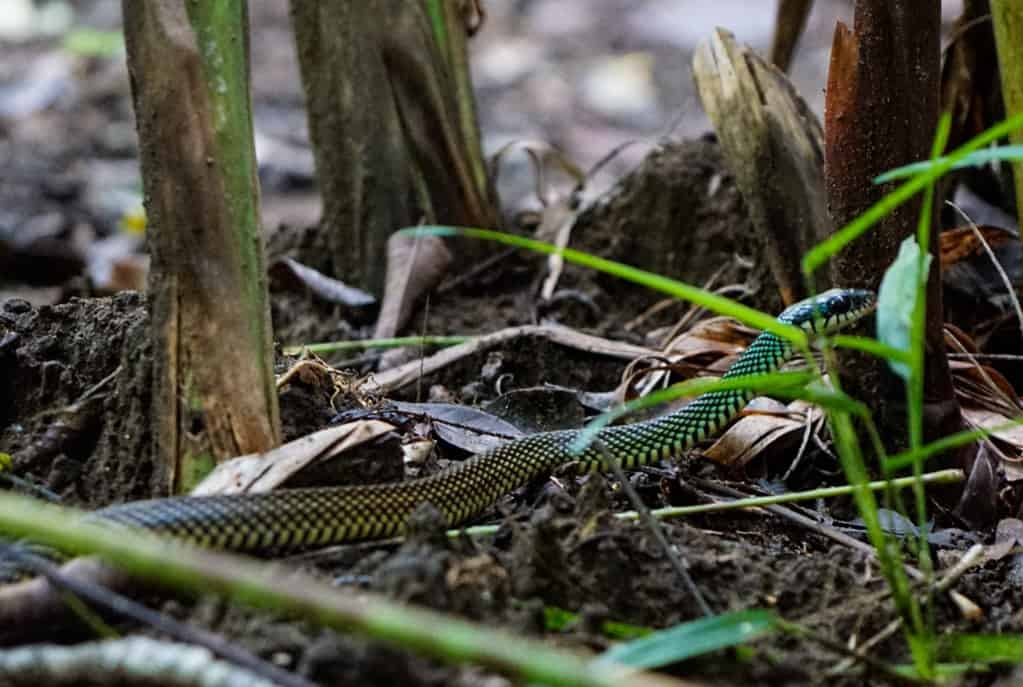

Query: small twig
left=828, top=544, right=987, bottom=676
left=455, top=470, right=965, bottom=543
left=948, top=352, right=1023, bottom=361
left=782, top=407, right=818, bottom=481
left=2, top=546, right=316, bottom=687
left=283, top=335, right=469, bottom=356
left=0, top=472, right=62, bottom=501
left=779, top=619, right=929, bottom=686
left=687, top=478, right=928, bottom=583
left=597, top=442, right=712, bottom=617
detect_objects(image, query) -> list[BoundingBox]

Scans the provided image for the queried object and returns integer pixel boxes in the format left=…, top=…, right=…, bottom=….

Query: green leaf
left=874, top=145, right=1023, bottom=184
left=876, top=237, right=931, bottom=380
left=940, top=634, right=1023, bottom=664
left=593, top=609, right=776, bottom=670
left=543, top=606, right=651, bottom=641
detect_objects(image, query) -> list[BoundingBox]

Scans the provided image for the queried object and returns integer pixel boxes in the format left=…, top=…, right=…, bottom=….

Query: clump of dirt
left=0, top=292, right=154, bottom=506
left=351, top=139, right=779, bottom=352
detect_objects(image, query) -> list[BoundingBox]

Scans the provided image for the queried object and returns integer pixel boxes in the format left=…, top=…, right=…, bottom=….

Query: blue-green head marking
left=779, top=288, right=876, bottom=334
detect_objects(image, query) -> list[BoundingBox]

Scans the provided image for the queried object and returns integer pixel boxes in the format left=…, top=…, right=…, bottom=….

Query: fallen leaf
left=391, top=401, right=525, bottom=454
left=192, top=420, right=396, bottom=495
left=269, top=257, right=376, bottom=308
left=703, top=399, right=816, bottom=469
left=373, top=232, right=452, bottom=338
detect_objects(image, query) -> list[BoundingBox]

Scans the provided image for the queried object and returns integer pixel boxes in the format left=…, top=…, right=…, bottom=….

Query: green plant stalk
left=425, top=0, right=489, bottom=195
left=0, top=492, right=680, bottom=687
left=827, top=408, right=927, bottom=665
left=802, top=112, right=1023, bottom=275
left=180, top=0, right=279, bottom=488
left=185, top=1, right=268, bottom=364
left=283, top=335, right=470, bottom=356
left=815, top=334, right=927, bottom=667
left=991, top=0, right=1023, bottom=225
left=902, top=115, right=951, bottom=673
left=456, top=469, right=963, bottom=538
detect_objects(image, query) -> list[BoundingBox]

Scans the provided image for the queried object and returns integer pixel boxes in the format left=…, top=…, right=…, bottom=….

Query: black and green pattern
left=93, top=288, right=876, bottom=553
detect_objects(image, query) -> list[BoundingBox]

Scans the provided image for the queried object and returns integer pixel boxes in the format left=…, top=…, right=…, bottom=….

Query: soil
left=1, top=2, right=1019, bottom=687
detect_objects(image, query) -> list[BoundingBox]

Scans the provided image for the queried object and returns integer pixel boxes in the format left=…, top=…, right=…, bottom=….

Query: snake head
left=780, top=288, right=876, bottom=333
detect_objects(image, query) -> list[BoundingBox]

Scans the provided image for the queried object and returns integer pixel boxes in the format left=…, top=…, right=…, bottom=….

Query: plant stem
left=0, top=492, right=685, bottom=687
left=456, top=469, right=964, bottom=538
left=283, top=335, right=470, bottom=356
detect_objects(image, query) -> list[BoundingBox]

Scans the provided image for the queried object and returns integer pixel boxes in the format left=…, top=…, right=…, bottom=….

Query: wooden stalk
left=122, top=1, right=280, bottom=493
left=289, top=0, right=496, bottom=296
left=825, top=1, right=961, bottom=458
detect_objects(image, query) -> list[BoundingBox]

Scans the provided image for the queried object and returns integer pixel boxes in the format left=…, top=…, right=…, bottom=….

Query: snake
left=13, top=289, right=877, bottom=560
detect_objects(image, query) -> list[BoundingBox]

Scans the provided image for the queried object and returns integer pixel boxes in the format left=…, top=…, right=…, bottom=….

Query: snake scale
left=73, top=288, right=876, bottom=554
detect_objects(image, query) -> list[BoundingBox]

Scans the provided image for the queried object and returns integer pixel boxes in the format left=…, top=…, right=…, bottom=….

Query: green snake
left=34, top=289, right=878, bottom=555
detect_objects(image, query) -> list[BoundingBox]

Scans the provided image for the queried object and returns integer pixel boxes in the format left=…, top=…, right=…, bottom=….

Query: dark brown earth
left=2, top=2, right=1021, bottom=686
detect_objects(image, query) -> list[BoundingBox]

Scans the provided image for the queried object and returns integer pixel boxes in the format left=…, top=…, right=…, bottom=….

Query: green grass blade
left=940, top=634, right=1023, bottom=664
left=884, top=417, right=1023, bottom=471
left=874, top=144, right=1023, bottom=183
left=830, top=335, right=912, bottom=364
left=593, top=609, right=776, bottom=670
left=401, top=226, right=807, bottom=345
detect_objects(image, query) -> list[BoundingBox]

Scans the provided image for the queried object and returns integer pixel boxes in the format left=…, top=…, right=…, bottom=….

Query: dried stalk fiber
left=693, top=28, right=832, bottom=305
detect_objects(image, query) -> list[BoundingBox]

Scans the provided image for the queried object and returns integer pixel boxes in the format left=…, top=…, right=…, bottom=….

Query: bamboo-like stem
left=991, top=0, right=1023, bottom=224
left=0, top=492, right=689, bottom=687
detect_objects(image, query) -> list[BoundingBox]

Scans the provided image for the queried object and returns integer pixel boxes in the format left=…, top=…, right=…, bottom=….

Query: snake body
left=90, top=289, right=876, bottom=553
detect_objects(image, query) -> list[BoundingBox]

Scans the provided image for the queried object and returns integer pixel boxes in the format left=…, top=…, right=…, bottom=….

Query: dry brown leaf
left=629, top=317, right=756, bottom=398
left=703, top=399, right=816, bottom=469
left=192, top=420, right=396, bottom=495
left=987, top=518, right=1023, bottom=561
left=961, top=408, right=1023, bottom=479
left=944, top=322, right=980, bottom=354
left=940, top=225, right=1018, bottom=268
left=956, top=438, right=1002, bottom=527
left=373, top=232, right=452, bottom=339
